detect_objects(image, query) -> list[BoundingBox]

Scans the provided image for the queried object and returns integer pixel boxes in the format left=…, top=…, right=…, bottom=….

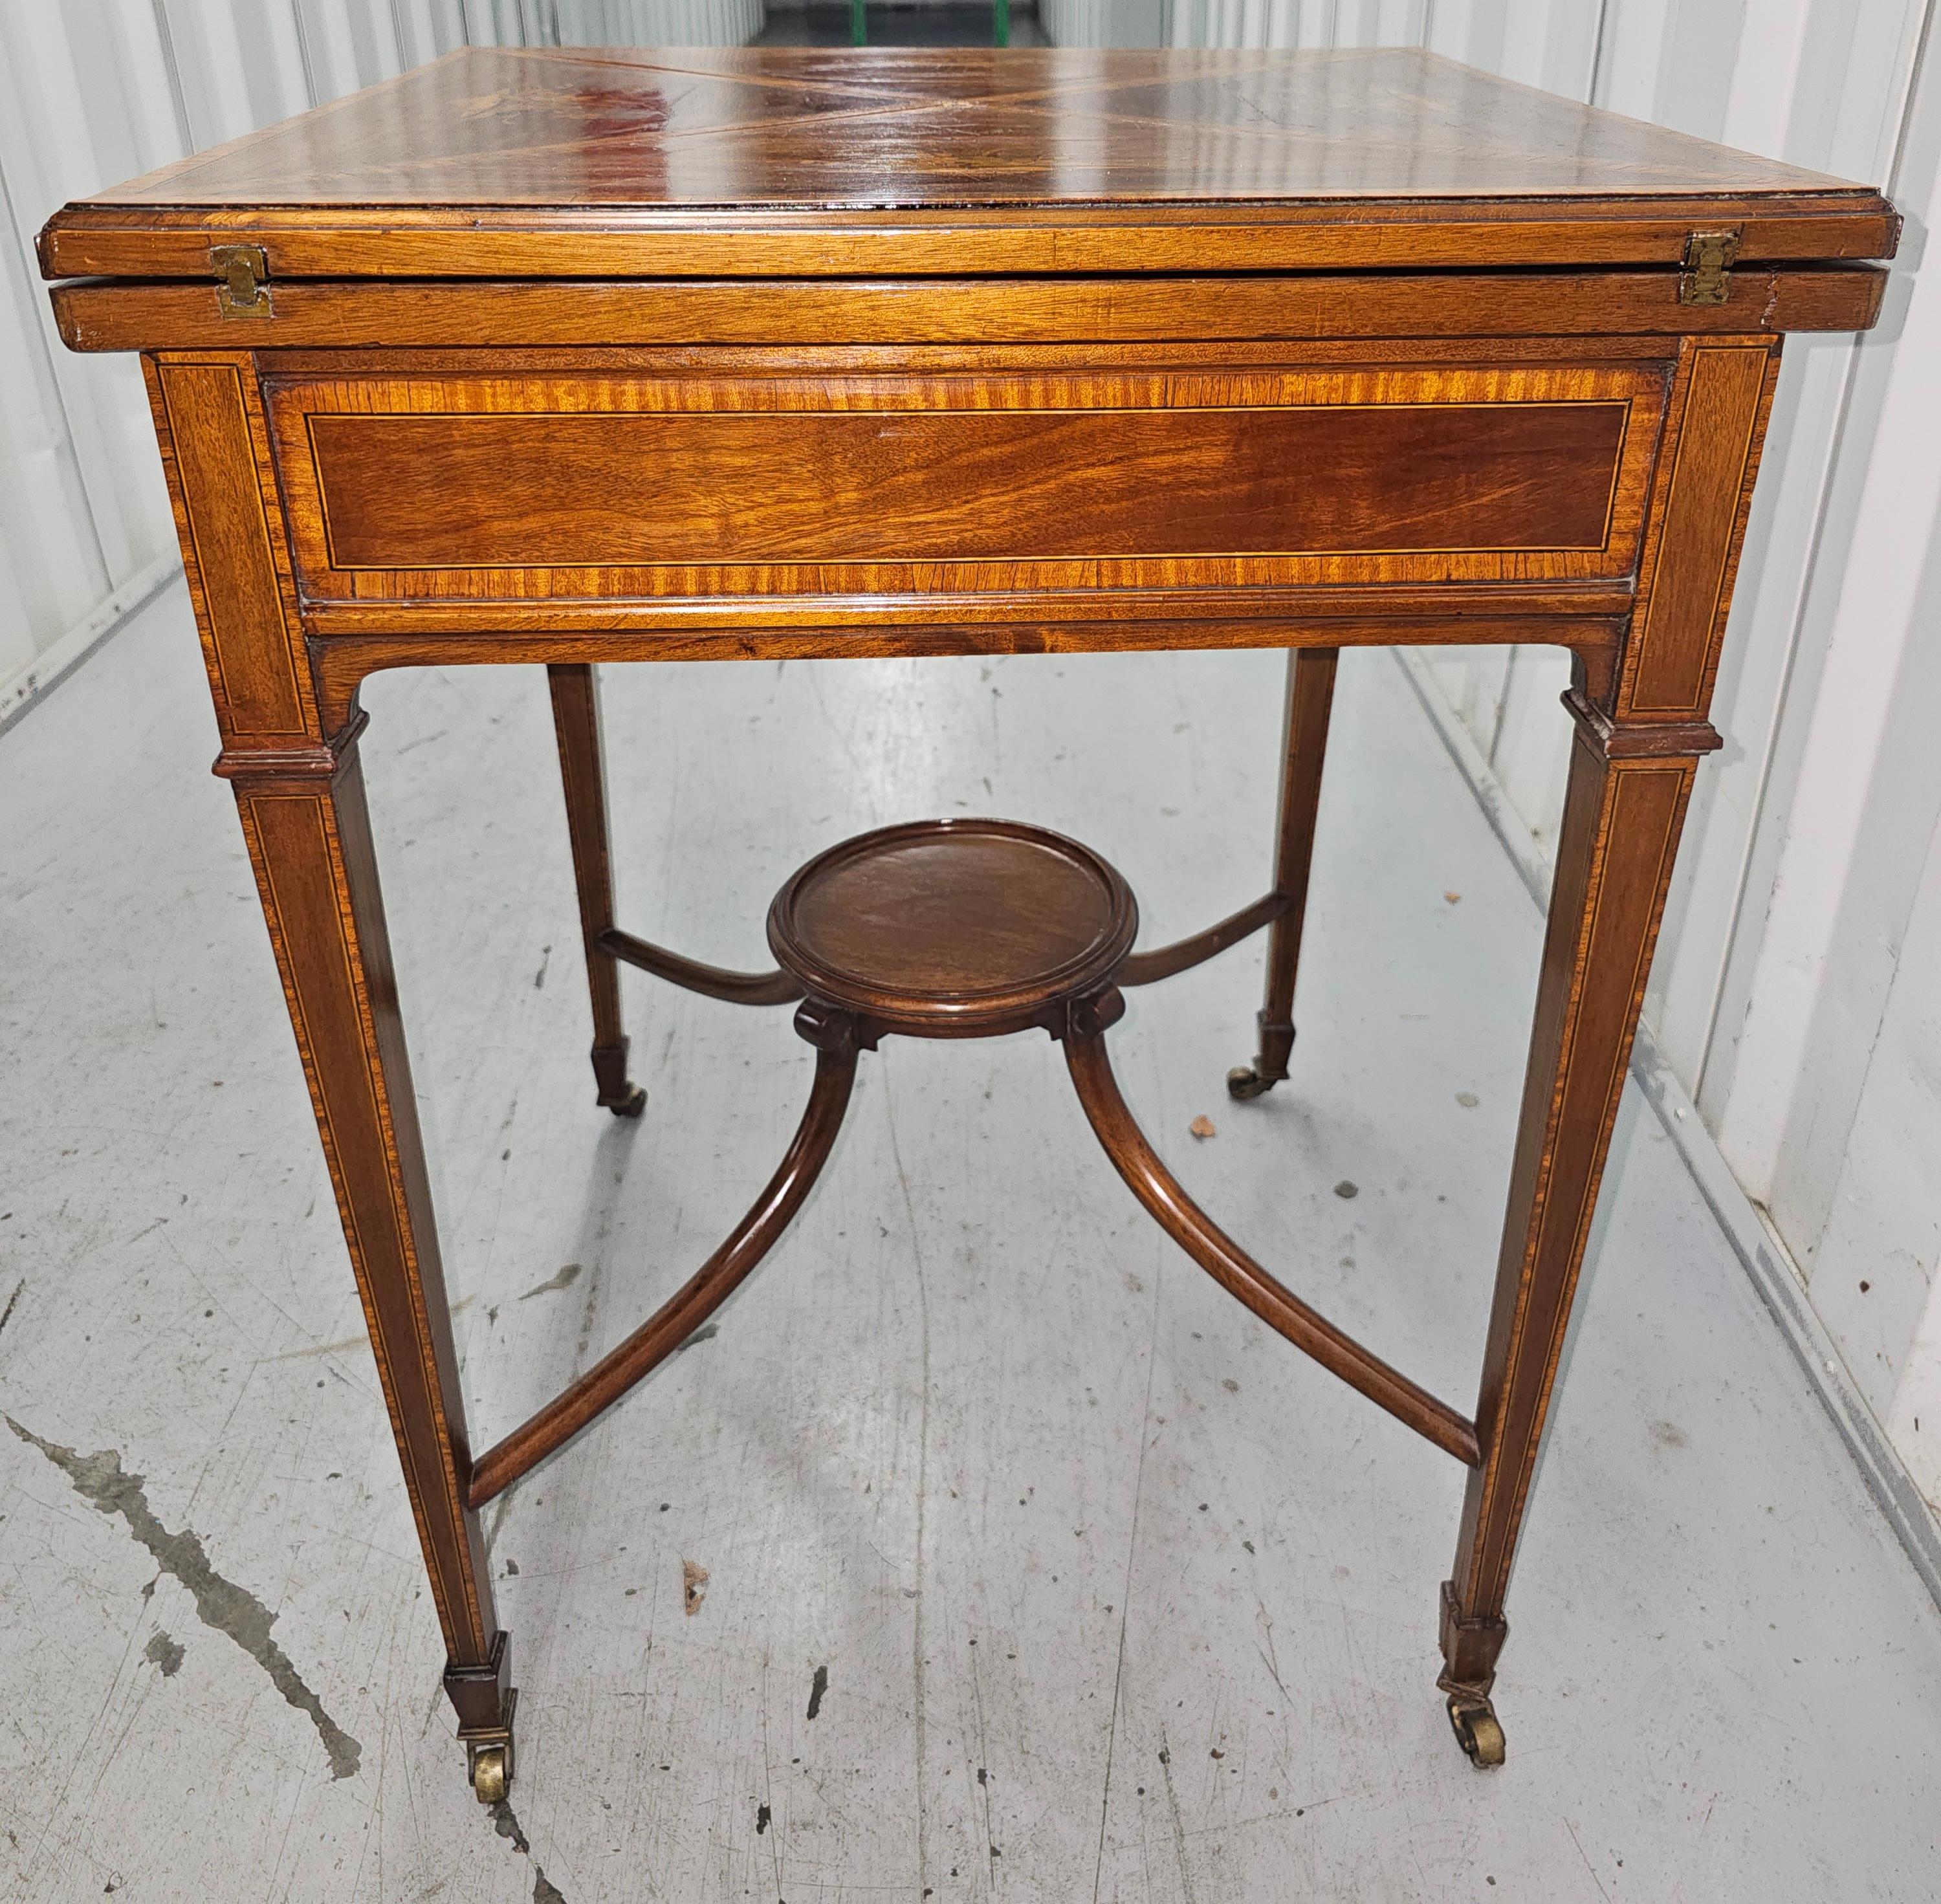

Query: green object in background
left=849, top=3, right=1009, bottom=47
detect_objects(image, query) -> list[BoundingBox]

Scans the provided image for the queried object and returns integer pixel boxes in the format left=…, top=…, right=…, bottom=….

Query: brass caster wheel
left=1447, top=1695, right=1506, bottom=1769
left=470, top=1744, right=509, bottom=1804
left=606, top=1086, right=647, bottom=1119
left=1226, top=1064, right=1278, bottom=1102
left=459, top=1685, right=516, bottom=1804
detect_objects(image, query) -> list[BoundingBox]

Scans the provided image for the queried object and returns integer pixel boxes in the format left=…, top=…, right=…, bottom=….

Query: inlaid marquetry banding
left=236, top=789, right=485, bottom=1648
left=214, top=708, right=369, bottom=786
left=1456, top=747, right=1696, bottom=1612
left=1621, top=342, right=1778, bottom=719
left=52, top=269, right=1889, bottom=355
left=1562, top=688, right=1721, bottom=759
left=149, top=358, right=316, bottom=742
left=267, top=365, right=1665, bottom=607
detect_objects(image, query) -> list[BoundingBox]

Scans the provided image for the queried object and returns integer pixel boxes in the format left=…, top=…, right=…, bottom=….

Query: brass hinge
left=211, top=243, right=270, bottom=319
left=1679, top=229, right=1740, bottom=306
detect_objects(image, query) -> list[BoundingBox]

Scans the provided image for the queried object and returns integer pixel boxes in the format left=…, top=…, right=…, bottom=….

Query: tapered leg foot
left=1226, top=1013, right=1295, bottom=1100
left=447, top=1635, right=518, bottom=1802
left=553, top=666, right=650, bottom=1119
left=1436, top=1579, right=1508, bottom=1767
left=1233, top=650, right=1336, bottom=1102
left=590, top=1038, right=646, bottom=1117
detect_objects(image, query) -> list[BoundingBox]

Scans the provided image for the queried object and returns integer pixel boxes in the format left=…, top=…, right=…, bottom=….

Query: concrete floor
left=3, top=584, right=1940, bottom=1901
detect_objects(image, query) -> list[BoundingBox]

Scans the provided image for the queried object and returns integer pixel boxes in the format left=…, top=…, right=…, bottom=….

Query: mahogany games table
left=39, top=45, right=1896, bottom=1800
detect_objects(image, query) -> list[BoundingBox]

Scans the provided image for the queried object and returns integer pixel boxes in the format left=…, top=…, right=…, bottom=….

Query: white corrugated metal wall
left=5, top=1, right=1941, bottom=1537
left=1047, top=0, right=1941, bottom=1537
left=0, top=0, right=765, bottom=724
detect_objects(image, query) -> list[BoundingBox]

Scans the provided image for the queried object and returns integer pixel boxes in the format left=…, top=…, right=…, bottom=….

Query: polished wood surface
left=39, top=48, right=1895, bottom=281
left=269, top=360, right=1665, bottom=616
left=146, top=360, right=313, bottom=739
left=546, top=662, right=647, bottom=1115
left=1118, top=889, right=1289, bottom=989
left=49, top=43, right=1894, bottom=1796
left=63, top=46, right=1872, bottom=206
left=1621, top=344, right=1779, bottom=719
left=769, top=819, right=1137, bottom=1039
left=1436, top=341, right=1770, bottom=1729
left=296, top=376, right=1634, bottom=569
left=1229, top=646, right=1340, bottom=1098
left=761, top=816, right=1486, bottom=1472
left=600, top=926, right=802, bottom=1007
left=215, top=740, right=507, bottom=1730
left=51, top=268, right=1888, bottom=355
left=481, top=808, right=1478, bottom=1503
left=1440, top=734, right=1705, bottom=1714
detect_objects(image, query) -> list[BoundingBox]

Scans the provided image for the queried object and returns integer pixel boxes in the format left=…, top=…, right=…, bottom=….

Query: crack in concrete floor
left=7, top=1416, right=362, bottom=1781
left=490, top=1800, right=568, bottom=1903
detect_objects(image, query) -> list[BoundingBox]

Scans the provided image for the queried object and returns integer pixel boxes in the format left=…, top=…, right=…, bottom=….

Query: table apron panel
left=267, top=363, right=1669, bottom=607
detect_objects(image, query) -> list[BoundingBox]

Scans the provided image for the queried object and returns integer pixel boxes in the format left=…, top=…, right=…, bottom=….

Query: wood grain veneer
left=38, top=47, right=1896, bottom=280
left=267, top=364, right=1665, bottom=606
left=39, top=41, right=1894, bottom=1794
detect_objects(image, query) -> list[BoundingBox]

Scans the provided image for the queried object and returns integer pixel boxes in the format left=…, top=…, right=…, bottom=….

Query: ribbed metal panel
left=0, top=0, right=765, bottom=717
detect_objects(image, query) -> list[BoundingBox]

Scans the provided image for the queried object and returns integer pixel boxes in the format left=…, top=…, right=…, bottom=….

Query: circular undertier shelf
left=768, top=818, right=1139, bottom=1040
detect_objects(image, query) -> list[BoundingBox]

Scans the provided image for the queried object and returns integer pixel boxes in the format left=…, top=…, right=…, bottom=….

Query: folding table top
left=38, top=46, right=1896, bottom=281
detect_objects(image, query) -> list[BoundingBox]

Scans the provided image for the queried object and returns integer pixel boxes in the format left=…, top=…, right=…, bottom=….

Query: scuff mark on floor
left=1253, top=1599, right=1291, bottom=1705
left=1156, top=1729, right=1198, bottom=1904
left=490, top=1799, right=569, bottom=1903
left=263, top=1329, right=375, bottom=1363
left=0, top=1278, right=25, bottom=1341
left=806, top=1663, right=828, bottom=1719
left=7, top=1416, right=362, bottom=1780
left=519, top=1262, right=582, bottom=1302
left=264, top=1293, right=474, bottom=1361
left=142, top=1630, right=184, bottom=1676
left=484, top=1488, right=518, bottom=1558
